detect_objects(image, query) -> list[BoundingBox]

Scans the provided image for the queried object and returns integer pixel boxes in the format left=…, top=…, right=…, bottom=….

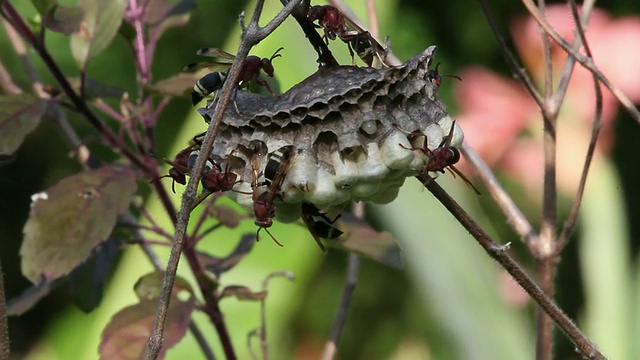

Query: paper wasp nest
left=198, top=46, right=463, bottom=222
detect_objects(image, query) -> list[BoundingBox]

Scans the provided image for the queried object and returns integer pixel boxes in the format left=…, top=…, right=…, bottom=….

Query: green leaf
left=99, top=297, right=195, bottom=359
left=31, top=0, right=56, bottom=15
left=70, top=0, right=127, bottom=69
left=0, top=94, right=47, bottom=156
left=134, top=271, right=193, bottom=301
left=331, top=214, right=403, bottom=269
left=45, top=4, right=84, bottom=35
left=20, top=166, right=137, bottom=284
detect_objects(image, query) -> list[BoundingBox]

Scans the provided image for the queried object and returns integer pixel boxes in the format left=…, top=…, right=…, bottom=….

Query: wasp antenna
left=270, top=47, right=285, bottom=61
left=264, top=227, right=284, bottom=247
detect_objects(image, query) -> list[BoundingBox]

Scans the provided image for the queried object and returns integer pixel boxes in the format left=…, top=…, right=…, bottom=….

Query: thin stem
left=520, top=0, right=640, bottom=124
left=127, top=0, right=150, bottom=85
left=475, top=0, right=545, bottom=108
left=557, top=0, right=602, bottom=251
left=0, top=260, right=9, bottom=360
left=422, top=177, right=605, bottom=360
left=321, top=202, right=363, bottom=360
left=146, top=2, right=303, bottom=358
left=461, top=143, right=537, bottom=244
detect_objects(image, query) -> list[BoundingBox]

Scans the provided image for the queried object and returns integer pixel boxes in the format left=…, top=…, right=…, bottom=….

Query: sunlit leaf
left=199, top=234, right=255, bottom=276
left=67, top=236, right=120, bottom=312
left=149, top=73, right=199, bottom=97
left=332, top=214, right=403, bottom=269
left=45, top=4, right=84, bottom=35
left=21, top=166, right=137, bottom=284
left=219, top=285, right=267, bottom=301
left=70, top=0, right=127, bottom=69
left=0, top=94, right=47, bottom=156
left=134, top=271, right=193, bottom=301
left=99, top=297, right=195, bottom=360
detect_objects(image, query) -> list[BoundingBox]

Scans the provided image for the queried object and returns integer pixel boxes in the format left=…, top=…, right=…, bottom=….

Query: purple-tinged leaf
left=207, top=203, right=244, bottom=229
left=332, top=215, right=403, bottom=269
left=99, top=297, right=195, bottom=360
left=20, top=166, right=137, bottom=284
left=70, top=0, right=127, bottom=69
left=67, top=236, right=119, bottom=312
left=45, top=4, right=84, bottom=35
left=134, top=271, right=193, bottom=301
left=219, top=285, right=267, bottom=301
left=68, top=77, right=125, bottom=99
left=198, top=234, right=255, bottom=276
left=0, top=94, right=47, bottom=156
left=143, top=0, right=195, bottom=43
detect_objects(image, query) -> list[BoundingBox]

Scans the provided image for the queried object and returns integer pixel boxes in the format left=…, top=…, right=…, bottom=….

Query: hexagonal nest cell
left=195, top=45, right=464, bottom=222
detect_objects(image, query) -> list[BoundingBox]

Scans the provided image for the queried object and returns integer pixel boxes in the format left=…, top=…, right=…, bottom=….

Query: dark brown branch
left=422, top=177, right=605, bottom=360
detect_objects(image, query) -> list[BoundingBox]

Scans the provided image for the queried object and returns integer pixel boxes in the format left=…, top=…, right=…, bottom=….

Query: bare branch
left=461, top=143, right=537, bottom=244
left=557, top=0, right=603, bottom=251
left=520, top=0, right=640, bottom=124
left=422, top=177, right=605, bottom=360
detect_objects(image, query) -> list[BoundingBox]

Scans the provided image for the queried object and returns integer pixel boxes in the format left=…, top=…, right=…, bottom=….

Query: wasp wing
left=196, top=48, right=236, bottom=60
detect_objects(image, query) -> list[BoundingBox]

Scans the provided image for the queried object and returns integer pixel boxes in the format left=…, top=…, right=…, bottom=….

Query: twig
left=520, top=0, right=640, bottom=124
left=321, top=202, right=363, bottom=360
left=461, top=143, right=537, bottom=244
left=146, top=1, right=303, bottom=359
left=422, top=177, right=605, bottom=359
left=475, top=0, right=544, bottom=108
left=556, top=0, right=602, bottom=251
left=0, top=58, right=21, bottom=94
left=0, top=260, right=9, bottom=360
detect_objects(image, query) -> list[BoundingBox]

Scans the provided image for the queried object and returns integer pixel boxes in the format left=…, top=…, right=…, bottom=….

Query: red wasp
left=251, top=146, right=294, bottom=246
left=300, top=202, right=343, bottom=252
left=184, top=47, right=284, bottom=106
left=427, top=62, right=462, bottom=87
left=307, top=5, right=387, bottom=67
left=151, top=146, right=193, bottom=193
left=398, top=121, right=480, bottom=194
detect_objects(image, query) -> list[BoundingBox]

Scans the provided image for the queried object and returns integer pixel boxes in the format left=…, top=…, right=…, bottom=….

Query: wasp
left=398, top=122, right=480, bottom=194
left=427, top=62, right=462, bottom=87
left=151, top=146, right=193, bottom=193
left=300, top=202, right=343, bottom=252
left=307, top=5, right=387, bottom=67
left=251, top=145, right=294, bottom=246
left=184, top=47, right=284, bottom=106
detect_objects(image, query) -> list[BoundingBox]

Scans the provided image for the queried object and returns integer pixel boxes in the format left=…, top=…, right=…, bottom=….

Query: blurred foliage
left=1, top=0, right=640, bottom=359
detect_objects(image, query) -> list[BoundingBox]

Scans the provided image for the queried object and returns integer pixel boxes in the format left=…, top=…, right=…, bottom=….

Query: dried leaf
left=99, top=297, right=195, bottom=360
left=0, top=94, right=47, bottom=156
left=21, top=166, right=137, bottom=283
left=45, top=4, right=84, bottom=35
left=333, top=214, right=403, bottom=269
left=199, top=234, right=255, bottom=276
left=70, top=0, right=127, bottom=68
left=219, top=285, right=267, bottom=301
left=134, top=271, right=193, bottom=301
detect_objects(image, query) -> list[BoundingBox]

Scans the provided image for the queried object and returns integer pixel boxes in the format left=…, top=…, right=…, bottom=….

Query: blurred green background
left=2, top=0, right=640, bottom=359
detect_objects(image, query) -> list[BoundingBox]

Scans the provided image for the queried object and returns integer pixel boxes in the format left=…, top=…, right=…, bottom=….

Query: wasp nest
left=197, top=46, right=463, bottom=222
